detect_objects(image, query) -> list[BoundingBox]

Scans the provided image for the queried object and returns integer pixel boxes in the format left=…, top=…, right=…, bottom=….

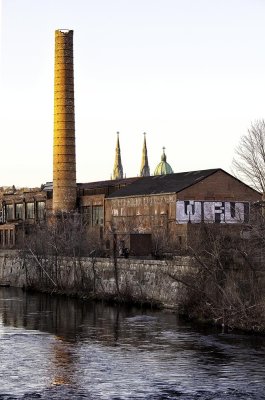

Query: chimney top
left=57, top=29, right=73, bottom=33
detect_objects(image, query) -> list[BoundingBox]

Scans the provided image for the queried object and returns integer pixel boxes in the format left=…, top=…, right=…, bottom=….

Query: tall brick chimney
left=53, top=29, right=76, bottom=213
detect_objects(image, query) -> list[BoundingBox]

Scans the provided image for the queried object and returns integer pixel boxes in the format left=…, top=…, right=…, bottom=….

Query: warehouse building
left=0, top=30, right=261, bottom=251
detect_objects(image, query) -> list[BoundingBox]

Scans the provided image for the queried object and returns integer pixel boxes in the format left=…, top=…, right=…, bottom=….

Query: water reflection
left=0, top=287, right=265, bottom=399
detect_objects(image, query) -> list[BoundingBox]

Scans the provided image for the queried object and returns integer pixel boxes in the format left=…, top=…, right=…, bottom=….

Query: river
left=0, top=287, right=265, bottom=399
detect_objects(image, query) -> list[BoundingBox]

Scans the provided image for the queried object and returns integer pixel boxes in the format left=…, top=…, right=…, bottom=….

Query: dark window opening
left=6, top=205, right=14, bottom=221
left=81, top=206, right=92, bottom=225
left=26, top=203, right=34, bottom=219
left=37, top=201, right=46, bottom=221
left=92, top=206, right=103, bottom=226
left=15, top=203, right=23, bottom=220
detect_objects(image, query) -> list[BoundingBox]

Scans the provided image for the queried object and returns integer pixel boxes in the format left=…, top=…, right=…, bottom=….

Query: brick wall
left=177, top=170, right=260, bottom=202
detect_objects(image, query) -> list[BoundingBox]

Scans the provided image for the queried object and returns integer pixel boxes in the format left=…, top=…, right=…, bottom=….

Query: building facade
left=0, top=169, right=261, bottom=252
left=0, top=30, right=261, bottom=252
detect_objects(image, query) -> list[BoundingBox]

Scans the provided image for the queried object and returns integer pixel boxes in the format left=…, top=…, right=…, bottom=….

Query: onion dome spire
left=140, top=132, right=150, bottom=177
left=112, top=132, right=124, bottom=180
left=154, top=147, right=174, bottom=175
left=161, top=147, right=167, bottom=161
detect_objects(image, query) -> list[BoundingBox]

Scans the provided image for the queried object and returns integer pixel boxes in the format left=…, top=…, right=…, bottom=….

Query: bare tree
left=168, top=222, right=265, bottom=332
left=232, top=120, right=265, bottom=193
left=19, top=212, right=104, bottom=291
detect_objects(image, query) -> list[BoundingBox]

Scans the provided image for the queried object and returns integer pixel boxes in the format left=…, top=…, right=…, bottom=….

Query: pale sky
left=1, top=0, right=265, bottom=187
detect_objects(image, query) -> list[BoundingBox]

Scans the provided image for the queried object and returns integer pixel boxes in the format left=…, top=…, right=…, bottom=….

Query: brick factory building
left=0, top=168, right=261, bottom=252
left=0, top=29, right=261, bottom=251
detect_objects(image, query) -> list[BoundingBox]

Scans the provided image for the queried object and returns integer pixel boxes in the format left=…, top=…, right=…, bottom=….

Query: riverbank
left=2, top=249, right=265, bottom=334
left=0, top=250, right=191, bottom=310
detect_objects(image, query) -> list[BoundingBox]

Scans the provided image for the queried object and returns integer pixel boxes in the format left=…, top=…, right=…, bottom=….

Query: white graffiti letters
left=176, top=200, right=249, bottom=224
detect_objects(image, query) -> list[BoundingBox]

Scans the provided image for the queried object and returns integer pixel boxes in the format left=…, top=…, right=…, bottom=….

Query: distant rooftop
left=107, top=169, right=221, bottom=198
left=43, top=177, right=139, bottom=192
left=42, top=168, right=260, bottom=200
left=78, top=177, right=139, bottom=190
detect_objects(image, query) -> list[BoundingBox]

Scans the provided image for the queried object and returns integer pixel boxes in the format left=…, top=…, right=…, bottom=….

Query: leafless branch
left=232, top=119, right=265, bottom=192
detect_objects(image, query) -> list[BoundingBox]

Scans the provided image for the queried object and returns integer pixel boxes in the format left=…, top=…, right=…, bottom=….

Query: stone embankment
left=0, top=250, right=192, bottom=309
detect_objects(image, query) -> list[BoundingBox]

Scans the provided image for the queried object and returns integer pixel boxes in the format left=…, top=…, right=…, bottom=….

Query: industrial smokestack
left=53, top=29, right=76, bottom=213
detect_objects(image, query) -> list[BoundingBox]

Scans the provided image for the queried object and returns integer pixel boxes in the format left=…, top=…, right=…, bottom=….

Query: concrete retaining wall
left=0, top=250, right=193, bottom=309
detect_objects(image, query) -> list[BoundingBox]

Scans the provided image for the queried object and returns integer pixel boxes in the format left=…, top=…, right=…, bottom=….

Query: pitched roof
left=107, top=169, right=221, bottom=198
left=44, top=169, right=261, bottom=200
left=77, top=177, right=138, bottom=190
left=43, top=177, right=139, bottom=192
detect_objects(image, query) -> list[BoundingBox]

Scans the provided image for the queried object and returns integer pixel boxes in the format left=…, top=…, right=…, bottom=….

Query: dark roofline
left=106, top=168, right=262, bottom=199
left=174, top=168, right=261, bottom=196
left=105, top=192, right=175, bottom=200
left=174, top=168, right=262, bottom=196
left=171, top=168, right=262, bottom=195
left=174, top=168, right=221, bottom=194
left=107, top=168, right=221, bottom=198
left=77, top=176, right=139, bottom=189
left=43, top=177, right=140, bottom=191
left=43, top=169, right=262, bottom=198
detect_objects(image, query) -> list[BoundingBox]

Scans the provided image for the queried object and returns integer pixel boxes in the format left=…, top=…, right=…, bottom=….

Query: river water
left=0, top=288, right=265, bottom=400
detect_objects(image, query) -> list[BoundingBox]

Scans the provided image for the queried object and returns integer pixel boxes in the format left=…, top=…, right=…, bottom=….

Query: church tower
left=140, top=132, right=150, bottom=177
left=154, top=147, right=174, bottom=175
left=112, top=132, right=123, bottom=180
left=53, top=29, right=76, bottom=213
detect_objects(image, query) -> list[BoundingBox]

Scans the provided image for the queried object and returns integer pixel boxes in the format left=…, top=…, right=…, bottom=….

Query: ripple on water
left=1, top=387, right=265, bottom=400
left=1, top=288, right=265, bottom=400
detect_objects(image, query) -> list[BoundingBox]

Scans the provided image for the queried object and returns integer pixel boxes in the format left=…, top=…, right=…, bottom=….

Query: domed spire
left=161, top=147, right=167, bottom=162
left=112, top=132, right=124, bottom=180
left=140, top=132, right=150, bottom=177
left=154, top=147, right=174, bottom=176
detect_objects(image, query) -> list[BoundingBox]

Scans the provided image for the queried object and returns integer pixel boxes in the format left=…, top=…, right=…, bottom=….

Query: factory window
left=26, top=203, right=34, bottom=219
left=92, top=206, right=103, bottom=226
left=46, top=191, right=53, bottom=200
left=4, top=230, right=8, bottom=245
left=37, top=201, right=45, bottom=220
left=6, top=205, right=14, bottom=221
left=82, top=206, right=92, bottom=225
left=9, top=230, right=14, bottom=246
left=15, top=203, right=23, bottom=220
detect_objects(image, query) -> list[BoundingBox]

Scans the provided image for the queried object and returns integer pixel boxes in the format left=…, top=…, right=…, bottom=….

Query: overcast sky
left=1, top=0, right=265, bottom=187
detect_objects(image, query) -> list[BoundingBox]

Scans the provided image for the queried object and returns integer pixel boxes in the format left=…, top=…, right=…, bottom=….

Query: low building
left=0, top=169, right=261, bottom=253
left=104, top=168, right=261, bottom=253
